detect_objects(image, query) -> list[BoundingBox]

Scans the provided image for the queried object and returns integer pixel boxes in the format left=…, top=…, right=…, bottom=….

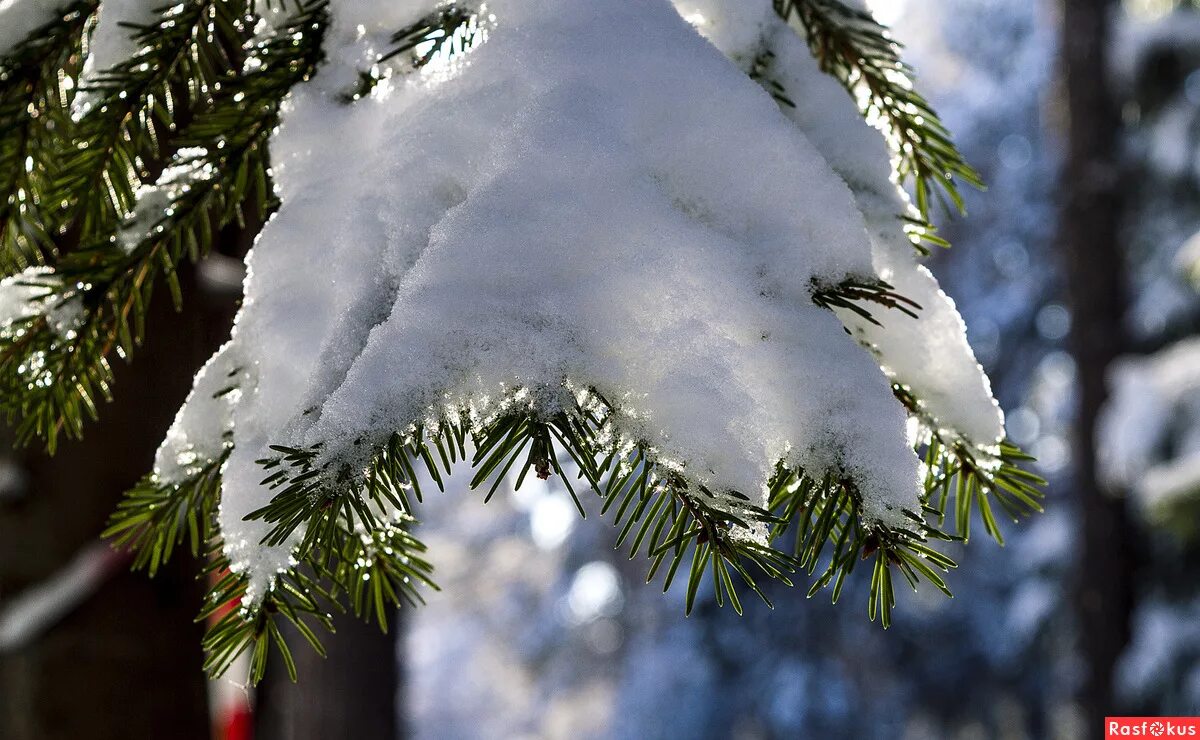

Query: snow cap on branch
left=175, top=0, right=931, bottom=598
left=74, top=0, right=161, bottom=114
left=0, top=267, right=82, bottom=337
left=679, top=1, right=1004, bottom=447
left=0, top=0, right=62, bottom=59
left=762, top=23, right=1004, bottom=448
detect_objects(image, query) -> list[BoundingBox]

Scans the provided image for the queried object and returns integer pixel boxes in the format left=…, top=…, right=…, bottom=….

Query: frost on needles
left=0, top=0, right=1045, bottom=676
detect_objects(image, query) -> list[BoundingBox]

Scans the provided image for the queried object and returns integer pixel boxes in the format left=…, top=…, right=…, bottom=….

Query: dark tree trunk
left=255, top=610, right=402, bottom=740
left=0, top=268, right=230, bottom=740
left=1057, top=0, right=1136, bottom=722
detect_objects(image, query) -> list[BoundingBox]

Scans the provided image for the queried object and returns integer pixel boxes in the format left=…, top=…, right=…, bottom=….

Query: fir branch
left=198, top=515, right=434, bottom=682
left=903, top=213, right=950, bottom=257
left=765, top=465, right=956, bottom=628
left=199, top=546, right=334, bottom=683
left=151, top=379, right=1043, bottom=680
left=894, top=384, right=1045, bottom=545
left=55, top=0, right=1044, bottom=680
left=466, top=405, right=796, bottom=615
left=0, top=2, right=95, bottom=272
left=247, top=383, right=966, bottom=630
left=318, top=519, right=439, bottom=632
left=922, top=436, right=1045, bottom=545
left=774, top=0, right=984, bottom=220
left=104, top=419, right=434, bottom=680
left=341, top=4, right=484, bottom=102
left=103, top=450, right=228, bottom=574
left=0, top=302, right=113, bottom=452
left=0, top=2, right=327, bottom=450
left=250, top=391, right=796, bottom=618
left=593, top=446, right=797, bottom=615
left=812, top=276, right=921, bottom=326
left=0, top=156, right=239, bottom=450
left=54, top=0, right=252, bottom=239
left=747, top=48, right=796, bottom=108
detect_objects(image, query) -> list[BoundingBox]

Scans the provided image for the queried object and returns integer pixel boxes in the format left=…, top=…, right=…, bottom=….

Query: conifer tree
left=0, top=0, right=1045, bottom=683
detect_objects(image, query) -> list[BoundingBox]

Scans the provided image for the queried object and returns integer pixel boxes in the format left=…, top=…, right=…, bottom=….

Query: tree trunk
left=0, top=268, right=229, bottom=740
left=254, top=610, right=402, bottom=740
left=1058, top=0, right=1136, bottom=722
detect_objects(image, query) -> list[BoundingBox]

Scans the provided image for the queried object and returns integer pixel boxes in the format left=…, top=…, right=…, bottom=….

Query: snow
left=1114, top=10, right=1200, bottom=91
left=680, top=4, right=1004, bottom=448
left=73, top=0, right=162, bottom=115
left=0, top=267, right=82, bottom=337
left=1099, top=337, right=1200, bottom=515
left=671, top=1, right=774, bottom=63
left=154, top=341, right=246, bottom=484
left=312, top=0, right=437, bottom=92
left=119, top=148, right=214, bottom=252
left=1139, top=455, right=1200, bottom=514
left=566, top=561, right=623, bottom=625
left=863, top=0, right=908, bottom=27
left=128, top=0, right=1007, bottom=600
left=0, top=267, right=54, bottom=327
left=0, top=0, right=62, bottom=59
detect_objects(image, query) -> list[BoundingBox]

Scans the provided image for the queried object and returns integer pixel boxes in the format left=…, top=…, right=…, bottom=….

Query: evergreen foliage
left=774, top=0, right=985, bottom=220
left=0, top=1, right=93, bottom=270
left=0, top=0, right=1044, bottom=682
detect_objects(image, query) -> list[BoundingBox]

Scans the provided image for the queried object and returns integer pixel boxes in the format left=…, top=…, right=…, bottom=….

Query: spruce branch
left=894, top=384, right=1045, bottom=545
left=103, top=451, right=228, bottom=575
left=464, top=403, right=795, bottom=615
left=0, top=0, right=509, bottom=450
left=812, top=276, right=922, bottom=326
left=317, top=519, right=439, bottom=632
left=199, top=545, right=334, bottom=683
left=922, top=436, right=1045, bottom=545
left=198, top=513, right=434, bottom=682
left=593, top=444, right=797, bottom=615
left=903, top=213, right=951, bottom=257
left=19, top=0, right=1046, bottom=683
left=0, top=153, right=243, bottom=450
left=251, top=388, right=798, bottom=619
left=103, top=435, right=433, bottom=681
left=0, top=2, right=327, bottom=450
left=118, top=374, right=1019, bottom=681
left=774, top=0, right=984, bottom=221
left=54, top=0, right=252, bottom=239
left=341, top=3, right=485, bottom=102
left=0, top=2, right=95, bottom=272
left=104, top=445, right=431, bottom=682
left=244, top=380, right=961, bottom=637
left=765, top=466, right=955, bottom=628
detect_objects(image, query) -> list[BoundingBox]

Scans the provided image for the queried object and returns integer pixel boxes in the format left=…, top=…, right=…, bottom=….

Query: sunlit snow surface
left=0, top=0, right=61, bottom=58
left=141, top=0, right=1003, bottom=598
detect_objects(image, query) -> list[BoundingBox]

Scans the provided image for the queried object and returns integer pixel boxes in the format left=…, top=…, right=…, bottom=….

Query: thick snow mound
left=677, top=1, right=1004, bottom=448
left=0, top=0, right=62, bottom=59
left=762, top=14, right=1004, bottom=449
left=146, top=0, right=1005, bottom=598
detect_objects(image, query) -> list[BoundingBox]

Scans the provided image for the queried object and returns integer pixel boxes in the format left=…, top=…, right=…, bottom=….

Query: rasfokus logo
left=1106, top=718, right=1200, bottom=738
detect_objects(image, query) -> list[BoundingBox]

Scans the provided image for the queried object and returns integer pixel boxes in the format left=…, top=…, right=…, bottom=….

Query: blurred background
left=3, top=0, right=1200, bottom=737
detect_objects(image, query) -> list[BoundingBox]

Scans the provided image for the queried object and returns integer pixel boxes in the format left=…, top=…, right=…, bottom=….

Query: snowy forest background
left=2, top=0, right=1200, bottom=738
